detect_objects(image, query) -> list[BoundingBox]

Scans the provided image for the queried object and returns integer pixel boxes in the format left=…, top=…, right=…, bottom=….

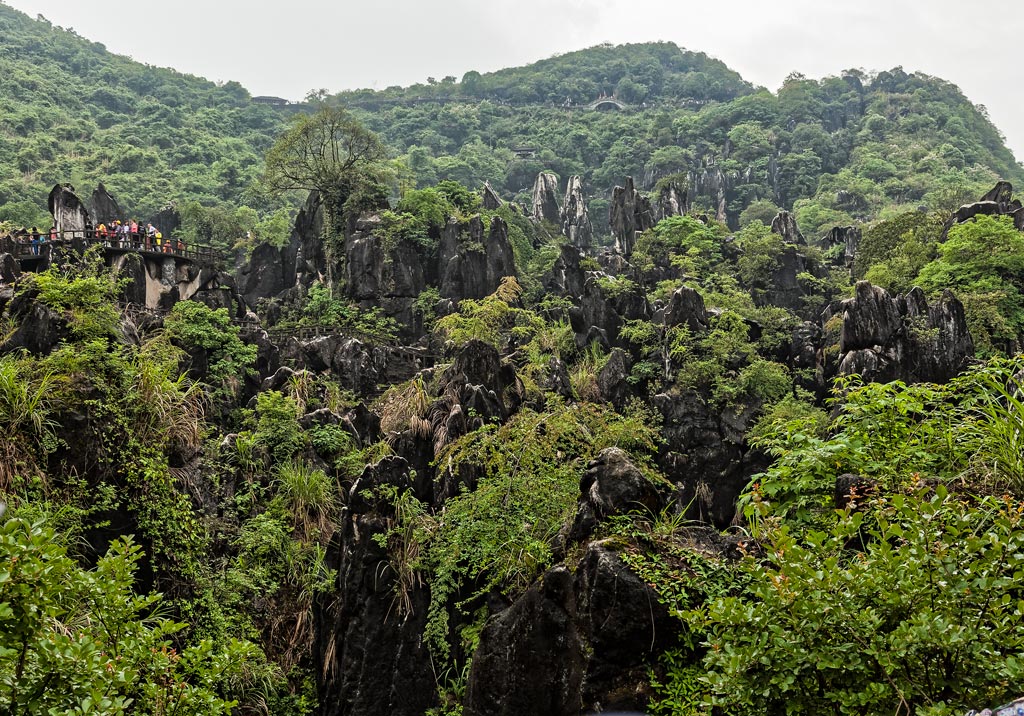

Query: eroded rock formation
left=770, top=210, right=805, bottom=245
left=559, top=175, right=593, bottom=248
left=531, top=172, right=560, bottom=224
left=438, top=215, right=516, bottom=300
left=609, top=176, right=654, bottom=256
left=90, top=183, right=124, bottom=225
left=482, top=181, right=503, bottom=210
left=48, top=184, right=92, bottom=235
left=822, top=225, right=861, bottom=269
left=942, top=181, right=1024, bottom=239
left=655, top=181, right=688, bottom=221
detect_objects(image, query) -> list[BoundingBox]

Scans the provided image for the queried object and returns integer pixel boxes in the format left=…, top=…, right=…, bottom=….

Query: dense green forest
left=0, top=2, right=287, bottom=226
left=0, top=0, right=1020, bottom=243
left=4, top=4, right=1024, bottom=715
left=334, top=43, right=1023, bottom=235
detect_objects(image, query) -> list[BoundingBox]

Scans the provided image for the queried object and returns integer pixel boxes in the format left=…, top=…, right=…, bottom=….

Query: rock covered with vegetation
left=4, top=14, right=1024, bottom=715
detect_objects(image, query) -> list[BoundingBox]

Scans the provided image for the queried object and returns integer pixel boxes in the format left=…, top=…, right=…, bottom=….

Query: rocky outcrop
left=832, top=282, right=974, bottom=384
left=0, top=292, right=66, bottom=356
left=655, top=181, right=688, bottom=221
left=770, top=210, right=805, bottom=245
left=237, top=191, right=326, bottom=309
left=482, top=181, right=503, bottom=210
left=692, top=163, right=729, bottom=223
left=110, top=251, right=229, bottom=312
left=438, top=215, right=516, bottom=301
left=345, top=214, right=426, bottom=332
left=465, top=567, right=584, bottom=716
left=559, top=175, right=593, bottom=248
left=48, top=184, right=92, bottom=235
left=941, top=181, right=1024, bottom=239
left=568, top=448, right=665, bottom=542
left=466, top=449, right=715, bottom=715
left=664, top=286, right=707, bottom=332
left=793, top=282, right=975, bottom=389
left=531, top=172, right=560, bottom=224
left=822, top=225, right=861, bottom=269
left=89, top=183, right=124, bottom=225
left=281, top=337, right=427, bottom=394
left=609, top=177, right=654, bottom=256
left=571, top=273, right=649, bottom=348
left=0, top=254, right=19, bottom=284
left=653, top=390, right=764, bottom=526
left=318, top=456, right=436, bottom=716
left=544, top=244, right=587, bottom=299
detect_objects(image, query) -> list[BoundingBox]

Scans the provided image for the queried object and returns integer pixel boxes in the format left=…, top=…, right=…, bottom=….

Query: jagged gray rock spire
left=559, top=175, right=593, bottom=248
left=655, top=181, right=688, bottom=221
left=90, top=183, right=123, bottom=225
left=609, top=176, right=654, bottom=256
left=531, top=172, right=560, bottom=224
left=770, top=210, right=805, bottom=245
left=482, top=181, right=503, bottom=210
left=47, top=184, right=91, bottom=235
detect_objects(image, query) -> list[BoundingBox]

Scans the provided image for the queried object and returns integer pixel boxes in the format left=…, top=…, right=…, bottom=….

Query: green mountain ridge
left=0, top=1, right=1020, bottom=242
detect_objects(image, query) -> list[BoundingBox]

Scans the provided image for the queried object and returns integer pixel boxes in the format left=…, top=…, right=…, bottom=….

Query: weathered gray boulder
left=438, top=215, right=516, bottom=300
left=464, top=567, right=584, bottom=716
left=0, top=254, right=19, bottom=284
left=569, top=447, right=664, bottom=542
left=48, top=184, right=91, bottom=236
left=572, top=272, right=649, bottom=347
left=653, top=389, right=758, bottom=526
left=609, top=177, right=654, bottom=256
left=236, top=191, right=326, bottom=308
left=941, top=181, right=1023, bottom=240
left=832, top=281, right=974, bottom=384
left=596, top=348, right=632, bottom=408
left=544, top=244, right=587, bottom=298
left=559, top=175, right=593, bottom=248
left=531, top=172, right=561, bottom=224
left=664, top=286, right=707, bottom=332
left=0, top=293, right=66, bottom=356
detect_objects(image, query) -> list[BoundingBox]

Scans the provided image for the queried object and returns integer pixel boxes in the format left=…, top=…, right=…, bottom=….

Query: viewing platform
left=0, top=230, right=227, bottom=270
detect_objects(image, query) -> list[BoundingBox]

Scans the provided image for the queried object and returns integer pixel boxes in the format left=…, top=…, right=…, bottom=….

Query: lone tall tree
left=261, top=106, right=390, bottom=287
left=261, top=105, right=389, bottom=231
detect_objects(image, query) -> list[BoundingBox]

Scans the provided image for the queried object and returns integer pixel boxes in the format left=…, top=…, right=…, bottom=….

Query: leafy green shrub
left=164, top=300, right=258, bottom=403
left=703, top=488, right=1024, bottom=716
left=253, top=391, right=306, bottom=465
left=0, top=516, right=248, bottom=715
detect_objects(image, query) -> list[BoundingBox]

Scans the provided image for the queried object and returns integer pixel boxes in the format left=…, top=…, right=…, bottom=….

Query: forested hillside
left=0, top=2, right=286, bottom=224
left=5, top=6, right=1024, bottom=716
left=0, top=1, right=1019, bottom=244
left=336, top=43, right=1023, bottom=235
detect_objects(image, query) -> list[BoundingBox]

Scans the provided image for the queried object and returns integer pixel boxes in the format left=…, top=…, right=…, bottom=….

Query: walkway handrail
left=0, top=231, right=227, bottom=265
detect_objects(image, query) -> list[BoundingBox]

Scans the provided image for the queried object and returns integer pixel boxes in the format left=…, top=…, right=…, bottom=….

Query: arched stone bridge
left=585, top=97, right=628, bottom=111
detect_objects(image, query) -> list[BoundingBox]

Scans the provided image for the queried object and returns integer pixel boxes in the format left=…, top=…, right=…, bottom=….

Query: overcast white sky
left=6, top=0, right=1023, bottom=162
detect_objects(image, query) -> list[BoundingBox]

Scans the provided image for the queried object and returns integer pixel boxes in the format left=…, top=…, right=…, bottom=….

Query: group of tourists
left=93, top=220, right=183, bottom=254
left=3, top=220, right=185, bottom=256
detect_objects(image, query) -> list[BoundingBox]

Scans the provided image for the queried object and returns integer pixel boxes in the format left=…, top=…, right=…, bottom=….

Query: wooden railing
left=0, top=230, right=226, bottom=265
